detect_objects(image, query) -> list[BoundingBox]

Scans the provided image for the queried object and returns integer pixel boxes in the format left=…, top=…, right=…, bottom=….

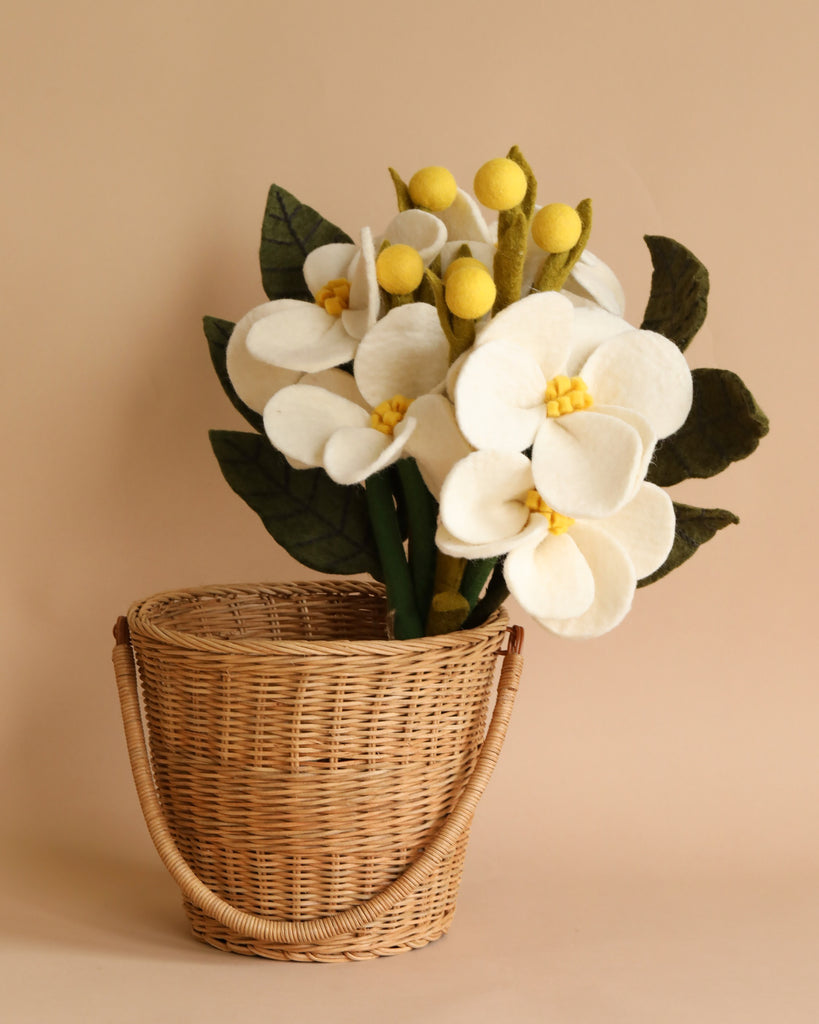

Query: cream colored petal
left=565, top=305, right=633, bottom=376
left=403, top=394, right=473, bottom=499
left=323, top=416, right=415, bottom=485
left=580, top=329, right=693, bottom=438
left=593, top=403, right=656, bottom=489
left=299, top=367, right=368, bottom=408
left=342, top=227, right=380, bottom=340
left=434, top=188, right=493, bottom=244
left=531, top=412, right=644, bottom=519
left=537, top=523, right=636, bottom=638
left=247, top=300, right=357, bottom=372
left=454, top=339, right=546, bottom=451
left=353, top=303, right=449, bottom=407
left=589, top=482, right=675, bottom=580
left=263, top=384, right=369, bottom=466
left=435, top=517, right=550, bottom=559
left=567, top=250, right=627, bottom=316
left=476, top=291, right=573, bottom=377
left=439, top=449, right=533, bottom=546
left=302, top=243, right=357, bottom=297
left=504, top=532, right=595, bottom=621
left=382, top=209, right=447, bottom=264
left=226, top=302, right=301, bottom=413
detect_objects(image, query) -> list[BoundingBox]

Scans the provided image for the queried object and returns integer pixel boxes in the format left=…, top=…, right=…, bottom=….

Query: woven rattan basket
left=112, top=580, right=523, bottom=961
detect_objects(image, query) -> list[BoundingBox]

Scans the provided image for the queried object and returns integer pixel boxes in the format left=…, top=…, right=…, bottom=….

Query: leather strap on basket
left=112, top=616, right=523, bottom=946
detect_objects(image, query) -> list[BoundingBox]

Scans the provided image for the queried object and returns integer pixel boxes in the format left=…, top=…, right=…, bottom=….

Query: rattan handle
left=112, top=617, right=523, bottom=946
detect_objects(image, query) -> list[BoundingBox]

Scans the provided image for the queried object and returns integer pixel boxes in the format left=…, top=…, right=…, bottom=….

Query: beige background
left=2, top=0, right=816, bottom=1020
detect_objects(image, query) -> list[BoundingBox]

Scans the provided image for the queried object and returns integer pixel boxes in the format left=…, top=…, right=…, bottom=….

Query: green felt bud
left=637, top=503, right=739, bottom=588
left=647, top=368, right=770, bottom=486
left=534, top=198, right=592, bottom=292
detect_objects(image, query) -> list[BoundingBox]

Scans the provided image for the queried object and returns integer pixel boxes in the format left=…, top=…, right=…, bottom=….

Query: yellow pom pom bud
left=473, top=158, right=527, bottom=211
left=531, top=203, right=583, bottom=253
left=443, top=256, right=486, bottom=284
left=408, top=166, right=458, bottom=211
left=376, top=244, right=425, bottom=295
left=445, top=265, right=496, bottom=320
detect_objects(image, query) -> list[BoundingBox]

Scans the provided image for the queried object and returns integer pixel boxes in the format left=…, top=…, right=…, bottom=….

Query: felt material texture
left=566, top=250, right=627, bottom=316
left=637, top=502, right=740, bottom=588
left=246, top=299, right=358, bottom=373
left=646, top=367, right=770, bottom=486
left=434, top=189, right=495, bottom=245
left=402, top=394, right=472, bottom=500
left=341, top=227, right=380, bottom=340
left=505, top=531, right=596, bottom=620
left=259, top=185, right=353, bottom=302
left=204, top=315, right=264, bottom=433
left=224, top=303, right=301, bottom=413
left=640, top=235, right=709, bottom=352
left=209, top=429, right=381, bottom=579
left=264, top=384, right=370, bottom=466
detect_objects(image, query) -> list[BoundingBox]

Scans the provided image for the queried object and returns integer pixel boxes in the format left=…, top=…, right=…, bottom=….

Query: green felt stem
left=459, top=557, right=497, bottom=610
left=396, top=459, right=438, bottom=625
left=463, top=562, right=509, bottom=629
left=365, top=471, right=424, bottom=639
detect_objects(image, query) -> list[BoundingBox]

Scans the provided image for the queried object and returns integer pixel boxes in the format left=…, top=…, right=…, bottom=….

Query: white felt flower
left=243, top=210, right=447, bottom=378
left=454, top=291, right=692, bottom=519
left=437, top=450, right=675, bottom=638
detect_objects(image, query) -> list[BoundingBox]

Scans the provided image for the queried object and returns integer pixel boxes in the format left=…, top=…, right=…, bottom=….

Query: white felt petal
left=439, top=241, right=497, bottom=274
left=302, top=243, right=357, bottom=297
left=226, top=302, right=301, bottom=413
left=323, top=417, right=415, bottom=485
left=263, top=385, right=369, bottom=466
left=593, top=403, right=656, bottom=488
left=299, top=368, right=368, bottom=408
left=434, top=189, right=493, bottom=244
left=591, top=482, right=675, bottom=580
left=476, top=291, right=573, bottom=377
left=581, top=329, right=693, bottom=438
left=439, top=449, right=533, bottom=545
left=564, top=305, right=633, bottom=376
left=403, top=394, right=473, bottom=499
left=567, top=250, right=627, bottom=317
left=454, top=339, right=546, bottom=451
left=504, top=533, right=595, bottom=621
left=247, top=300, right=357, bottom=372
left=353, top=303, right=449, bottom=407
left=343, top=227, right=380, bottom=340
left=383, top=209, right=447, bottom=264
left=435, top=516, right=550, bottom=560
left=537, top=523, right=636, bottom=638
left=532, top=412, right=644, bottom=519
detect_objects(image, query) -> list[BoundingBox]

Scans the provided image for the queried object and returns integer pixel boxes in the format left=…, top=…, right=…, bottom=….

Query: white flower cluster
left=226, top=176, right=693, bottom=638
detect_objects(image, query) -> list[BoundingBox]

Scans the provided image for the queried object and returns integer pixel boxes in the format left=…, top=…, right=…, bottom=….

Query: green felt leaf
left=203, top=316, right=264, bottom=433
left=388, top=167, right=413, bottom=211
left=637, top=502, right=739, bottom=588
left=259, top=185, right=353, bottom=302
left=647, top=368, right=770, bottom=486
left=210, top=430, right=382, bottom=579
left=641, top=235, right=709, bottom=351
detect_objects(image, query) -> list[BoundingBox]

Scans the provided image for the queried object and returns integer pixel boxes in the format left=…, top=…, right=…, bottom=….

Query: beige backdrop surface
left=2, top=1, right=816, bottom=1021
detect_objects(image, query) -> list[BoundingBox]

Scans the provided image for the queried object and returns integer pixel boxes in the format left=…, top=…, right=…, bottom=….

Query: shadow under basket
left=112, top=580, right=523, bottom=961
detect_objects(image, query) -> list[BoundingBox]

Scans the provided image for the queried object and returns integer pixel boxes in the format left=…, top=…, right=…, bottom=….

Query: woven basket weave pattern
left=126, top=580, right=510, bottom=960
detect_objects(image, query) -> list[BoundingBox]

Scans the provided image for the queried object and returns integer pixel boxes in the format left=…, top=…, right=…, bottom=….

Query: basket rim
left=126, top=579, right=509, bottom=656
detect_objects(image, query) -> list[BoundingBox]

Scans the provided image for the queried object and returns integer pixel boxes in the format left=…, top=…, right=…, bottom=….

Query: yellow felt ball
left=443, top=256, right=486, bottom=284
left=376, top=244, right=425, bottom=295
left=531, top=203, right=583, bottom=253
left=473, top=158, right=527, bottom=211
left=445, top=265, right=497, bottom=320
left=408, top=166, right=458, bottom=211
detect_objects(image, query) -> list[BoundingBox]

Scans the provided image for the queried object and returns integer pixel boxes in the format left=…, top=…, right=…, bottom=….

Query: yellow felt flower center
left=544, top=375, right=593, bottom=417
left=524, top=491, right=575, bottom=535
left=370, top=395, right=412, bottom=435
left=315, top=278, right=351, bottom=316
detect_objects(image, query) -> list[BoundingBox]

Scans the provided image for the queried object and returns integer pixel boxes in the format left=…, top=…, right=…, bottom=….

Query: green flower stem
left=396, top=459, right=438, bottom=623
left=459, top=557, right=497, bottom=610
left=366, top=471, right=424, bottom=639
left=463, top=561, right=509, bottom=629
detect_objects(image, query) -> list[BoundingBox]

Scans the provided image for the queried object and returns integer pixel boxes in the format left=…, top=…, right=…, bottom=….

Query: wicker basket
left=112, top=580, right=523, bottom=961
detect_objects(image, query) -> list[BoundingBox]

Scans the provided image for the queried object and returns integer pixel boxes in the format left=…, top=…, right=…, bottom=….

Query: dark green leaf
left=647, top=368, right=769, bottom=486
left=637, top=502, right=739, bottom=588
left=641, top=235, right=709, bottom=351
left=210, top=430, right=382, bottom=579
left=203, top=315, right=264, bottom=433
left=259, top=185, right=352, bottom=301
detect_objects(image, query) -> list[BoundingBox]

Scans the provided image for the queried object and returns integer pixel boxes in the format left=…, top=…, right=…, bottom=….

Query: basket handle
left=112, top=617, right=523, bottom=946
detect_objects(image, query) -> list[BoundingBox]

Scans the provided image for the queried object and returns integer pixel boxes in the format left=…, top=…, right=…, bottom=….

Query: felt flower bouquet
left=205, top=148, right=768, bottom=640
